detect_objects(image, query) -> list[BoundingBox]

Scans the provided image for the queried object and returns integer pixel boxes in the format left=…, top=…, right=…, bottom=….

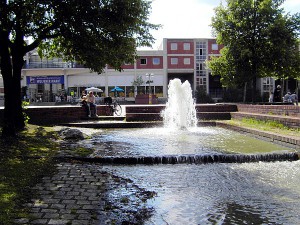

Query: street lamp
left=145, top=73, right=154, bottom=104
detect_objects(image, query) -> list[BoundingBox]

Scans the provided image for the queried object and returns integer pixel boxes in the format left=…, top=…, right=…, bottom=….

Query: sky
left=143, top=0, right=300, bottom=50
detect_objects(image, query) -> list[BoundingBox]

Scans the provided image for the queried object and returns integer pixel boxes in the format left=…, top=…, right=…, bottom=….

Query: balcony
left=24, top=62, right=85, bottom=69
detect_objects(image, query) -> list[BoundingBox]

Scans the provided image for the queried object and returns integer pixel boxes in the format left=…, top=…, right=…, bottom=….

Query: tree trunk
left=252, top=77, right=257, bottom=103
left=12, top=51, right=26, bottom=131
left=0, top=31, right=17, bottom=137
left=243, top=82, right=247, bottom=103
left=0, top=30, right=25, bottom=136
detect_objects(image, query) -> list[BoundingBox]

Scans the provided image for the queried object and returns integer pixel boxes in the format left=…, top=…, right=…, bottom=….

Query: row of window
left=170, top=57, right=191, bottom=65
left=170, top=42, right=218, bottom=51
left=68, top=86, right=164, bottom=98
left=140, top=57, right=192, bottom=65
left=140, top=58, right=161, bottom=65
left=170, top=42, right=191, bottom=51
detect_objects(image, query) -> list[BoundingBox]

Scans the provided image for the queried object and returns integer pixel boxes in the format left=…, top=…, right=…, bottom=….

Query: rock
left=59, top=128, right=85, bottom=140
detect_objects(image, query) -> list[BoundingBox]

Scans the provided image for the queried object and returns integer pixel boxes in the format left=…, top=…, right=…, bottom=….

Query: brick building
left=0, top=38, right=281, bottom=103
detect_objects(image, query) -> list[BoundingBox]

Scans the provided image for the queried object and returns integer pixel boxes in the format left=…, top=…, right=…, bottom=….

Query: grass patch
left=226, top=118, right=300, bottom=137
left=73, top=147, right=94, bottom=157
left=0, top=125, right=60, bottom=225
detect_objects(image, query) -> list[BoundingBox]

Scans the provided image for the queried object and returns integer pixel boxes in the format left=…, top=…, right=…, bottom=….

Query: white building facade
left=0, top=38, right=277, bottom=104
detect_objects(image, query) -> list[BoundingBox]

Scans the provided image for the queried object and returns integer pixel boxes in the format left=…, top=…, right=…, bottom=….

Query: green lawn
left=225, top=118, right=300, bottom=138
left=0, top=125, right=59, bottom=225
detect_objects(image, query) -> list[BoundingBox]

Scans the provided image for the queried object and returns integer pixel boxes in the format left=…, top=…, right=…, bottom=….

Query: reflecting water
left=83, top=127, right=295, bottom=157
left=72, top=126, right=299, bottom=224
left=105, top=161, right=300, bottom=225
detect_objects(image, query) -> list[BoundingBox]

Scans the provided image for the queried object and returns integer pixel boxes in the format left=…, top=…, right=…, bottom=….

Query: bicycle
left=104, top=97, right=122, bottom=116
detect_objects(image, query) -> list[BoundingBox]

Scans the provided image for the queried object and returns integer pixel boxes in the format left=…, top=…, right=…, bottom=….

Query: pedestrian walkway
left=14, top=158, right=155, bottom=225
left=15, top=162, right=109, bottom=225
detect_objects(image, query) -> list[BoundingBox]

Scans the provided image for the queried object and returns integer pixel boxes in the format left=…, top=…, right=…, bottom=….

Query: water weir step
left=56, top=153, right=299, bottom=165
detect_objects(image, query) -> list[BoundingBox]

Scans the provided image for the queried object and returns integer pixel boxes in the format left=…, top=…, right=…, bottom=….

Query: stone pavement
left=14, top=159, right=155, bottom=225
left=15, top=162, right=109, bottom=225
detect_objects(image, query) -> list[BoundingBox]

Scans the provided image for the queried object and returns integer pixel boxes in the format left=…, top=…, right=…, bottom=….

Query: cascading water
left=162, top=78, right=197, bottom=129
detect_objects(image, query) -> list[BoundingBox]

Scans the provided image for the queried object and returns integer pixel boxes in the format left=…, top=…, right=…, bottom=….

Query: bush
left=222, top=88, right=243, bottom=102
left=195, top=86, right=214, bottom=103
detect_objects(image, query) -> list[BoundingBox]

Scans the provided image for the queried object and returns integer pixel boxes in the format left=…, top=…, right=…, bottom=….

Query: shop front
left=26, top=75, right=64, bottom=102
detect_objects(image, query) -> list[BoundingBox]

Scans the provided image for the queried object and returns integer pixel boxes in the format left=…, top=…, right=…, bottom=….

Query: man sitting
left=87, top=91, right=98, bottom=117
left=283, top=92, right=292, bottom=103
left=290, top=92, right=298, bottom=105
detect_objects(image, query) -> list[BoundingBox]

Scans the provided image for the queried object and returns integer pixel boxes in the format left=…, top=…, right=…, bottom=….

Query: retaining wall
left=232, top=104, right=300, bottom=129
left=125, top=104, right=238, bottom=121
left=0, top=105, right=107, bottom=125
left=237, top=104, right=300, bottom=117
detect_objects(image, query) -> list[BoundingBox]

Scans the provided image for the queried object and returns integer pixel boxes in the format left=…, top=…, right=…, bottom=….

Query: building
left=0, top=38, right=279, bottom=103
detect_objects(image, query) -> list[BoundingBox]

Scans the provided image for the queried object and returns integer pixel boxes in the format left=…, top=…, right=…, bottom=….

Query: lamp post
left=145, top=73, right=154, bottom=104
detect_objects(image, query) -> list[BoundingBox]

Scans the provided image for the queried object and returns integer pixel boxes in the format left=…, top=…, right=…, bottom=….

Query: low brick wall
left=0, top=105, right=107, bottom=125
left=126, top=104, right=238, bottom=121
left=237, top=104, right=300, bottom=117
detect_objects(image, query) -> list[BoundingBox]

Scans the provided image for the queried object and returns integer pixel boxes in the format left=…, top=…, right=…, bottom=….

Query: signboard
left=27, top=76, right=64, bottom=85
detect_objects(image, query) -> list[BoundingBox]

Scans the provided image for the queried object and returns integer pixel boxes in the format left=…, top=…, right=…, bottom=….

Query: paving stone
left=50, top=203, right=65, bottom=209
left=65, top=204, right=82, bottom=209
left=82, top=204, right=96, bottom=210
left=71, top=220, right=92, bottom=225
left=48, top=219, right=69, bottom=225
left=31, top=219, right=49, bottom=224
left=74, top=195, right=87, bottom=200
left=16, top=163, right=115, bottom=224
left=61, top=199, right=76, bottom=204
left=43, top=213, right=60, bottom=219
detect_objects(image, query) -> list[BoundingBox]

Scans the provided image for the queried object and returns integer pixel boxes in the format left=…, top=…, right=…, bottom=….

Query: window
left=196, top=41, right=207, bottom=61
left=184, top=58, right=190, bottom=65
left=154, top=86, right=163, bottom=97
left=212, top=44, right=218, bottom=50
left=171, top=58, right=178, bottom=65
left=153, top=58, right=160, bottom=65
left=140, top=58, right=147, bottom=65
left=196, top=78, right=207, bottom=89
left=184, top=43, right=191, bottom=50
left=196, top=62, right=205, bottom=76
left=262, top=77, right=274, bottom=92
left=171, top=43, right=177, bottom=50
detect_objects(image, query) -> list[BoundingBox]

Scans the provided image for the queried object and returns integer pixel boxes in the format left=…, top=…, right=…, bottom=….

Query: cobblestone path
left=15, top=162, right=109, bottom=225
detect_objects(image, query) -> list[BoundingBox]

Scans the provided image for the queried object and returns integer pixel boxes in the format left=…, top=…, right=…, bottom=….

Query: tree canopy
left=209, top=0, right=300, bottom=101
left=0, top=0, right=159, bottom=137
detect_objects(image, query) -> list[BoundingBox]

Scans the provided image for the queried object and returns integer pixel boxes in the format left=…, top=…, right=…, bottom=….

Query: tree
left=210, top=0, right=300, bottom=102
left=132, top=75, right=144, bottom=97
left=0, top=0, right=159, bottom=137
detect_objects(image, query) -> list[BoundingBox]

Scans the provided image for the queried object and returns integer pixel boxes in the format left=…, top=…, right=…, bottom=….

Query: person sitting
left=80, top=96, right=89, bottom=117
left=81, top=91, right=86, bottom=99
left=87, top=91, right=98, bottom=117
left=283, top=92, right=292, bottom=103
left=290, top=92, right=298, bottom=105
left=273, top=85, right=281, bottom=102
left=268, top=92, right=274, bottom=103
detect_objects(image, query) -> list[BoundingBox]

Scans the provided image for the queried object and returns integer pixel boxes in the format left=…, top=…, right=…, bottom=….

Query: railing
left=23, top=62, right=85, bottom=69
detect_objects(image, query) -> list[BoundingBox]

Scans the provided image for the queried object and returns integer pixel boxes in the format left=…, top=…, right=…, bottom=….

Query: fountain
left=162, top=78, right=197, bottom=129
left=65, top=78, right=300, bottom=224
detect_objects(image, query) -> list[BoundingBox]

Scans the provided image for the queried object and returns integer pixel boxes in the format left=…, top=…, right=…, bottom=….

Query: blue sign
left=27, top=76, right=64, bottom=84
